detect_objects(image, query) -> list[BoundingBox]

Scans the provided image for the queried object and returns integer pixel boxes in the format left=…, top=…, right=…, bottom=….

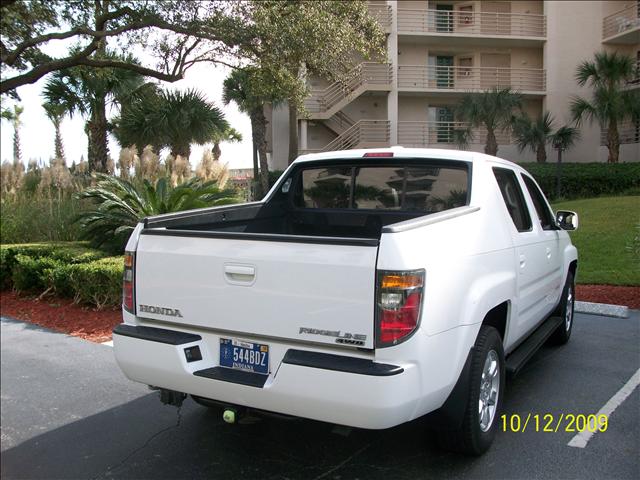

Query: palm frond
left=75, top=175, right=241, bottom=251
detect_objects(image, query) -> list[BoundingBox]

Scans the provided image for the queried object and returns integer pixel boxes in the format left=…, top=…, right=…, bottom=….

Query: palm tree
left=43, top=102, right=66, bottom=162
left=551, top=125, right=581, bottom=198
left=455, top=87, right=523, bottom=156
left=212, top=126, right=243, bottom=163
left=42, top=51, right=147, bottom=172
left=1, top=105, right=24, bottom=163
left=75, top=174, right=239, bottom=252
left=114, top=88, right=228, bottom=159
left=570, top=51, right=638, bottom=163
left=223, top=69, right=272, bottom=198
left=513, top=111, right=554, bottom=163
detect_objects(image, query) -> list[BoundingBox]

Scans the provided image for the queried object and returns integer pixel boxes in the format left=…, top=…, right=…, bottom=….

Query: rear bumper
left=113, top=324, right=423, bottom=429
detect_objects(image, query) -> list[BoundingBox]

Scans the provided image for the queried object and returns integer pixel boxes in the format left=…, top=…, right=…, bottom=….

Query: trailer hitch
left=159, top=389, right=187, bottom=407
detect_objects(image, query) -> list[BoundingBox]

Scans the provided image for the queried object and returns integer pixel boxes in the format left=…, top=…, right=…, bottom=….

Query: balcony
left=603, top=2, right=640, bottom=44
left=600, top=120, right=640, bottom=145
left=398, top=65, right=545, bottom=95
left=397, top=8, right=546, bottom=45
left=398, top=121, right=511, bottom=147
left=626, top=61, right=640, bottom=90
left=368, top=1, right=392, bottom=32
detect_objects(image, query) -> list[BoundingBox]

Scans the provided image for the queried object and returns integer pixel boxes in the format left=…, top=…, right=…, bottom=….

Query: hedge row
left=517, top=163, right=640, bottom=200
left=1, top=242, right=123, bottom=309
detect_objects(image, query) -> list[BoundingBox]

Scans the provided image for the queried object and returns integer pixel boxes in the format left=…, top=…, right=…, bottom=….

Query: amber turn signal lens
left=124, top=254, right=134, bottom=268
left=380, top=274, right=424, bottom=289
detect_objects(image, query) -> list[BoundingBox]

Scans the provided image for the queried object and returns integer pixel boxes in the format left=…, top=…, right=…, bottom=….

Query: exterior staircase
left=323, top=111, right=356, bottom=135
left=304, top=62, right=392, bottom=120
left=320, top=120, right=390, bottom=152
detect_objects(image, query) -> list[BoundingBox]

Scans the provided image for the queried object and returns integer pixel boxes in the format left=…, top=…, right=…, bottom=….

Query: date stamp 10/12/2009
left=501, top=413, right=609, bottom=433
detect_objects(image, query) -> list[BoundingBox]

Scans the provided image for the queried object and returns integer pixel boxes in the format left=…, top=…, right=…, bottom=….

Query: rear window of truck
left=293, top=163, right=469, bottom=212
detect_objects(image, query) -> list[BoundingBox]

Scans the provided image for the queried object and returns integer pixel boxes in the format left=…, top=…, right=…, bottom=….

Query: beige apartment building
left=266, top=0, right=639, bottom=170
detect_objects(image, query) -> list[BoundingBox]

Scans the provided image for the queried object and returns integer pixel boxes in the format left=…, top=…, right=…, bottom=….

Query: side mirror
left=556, top=210, right=579, bottom=231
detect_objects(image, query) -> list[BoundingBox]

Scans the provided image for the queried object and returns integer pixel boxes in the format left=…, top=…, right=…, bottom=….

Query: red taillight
left=123, top=252, right=135, bottom=314
left=363, top=152, right=394, bottom=158
left=377, top=270, right=424, bottom=347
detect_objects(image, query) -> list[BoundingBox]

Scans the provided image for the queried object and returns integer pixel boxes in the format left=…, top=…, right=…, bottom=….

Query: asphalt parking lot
left=1, top=311, right=639, bottom=480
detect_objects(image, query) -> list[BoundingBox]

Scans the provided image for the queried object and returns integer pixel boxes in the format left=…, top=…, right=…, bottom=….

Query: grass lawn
left=551, top=196, right=640, bottom=286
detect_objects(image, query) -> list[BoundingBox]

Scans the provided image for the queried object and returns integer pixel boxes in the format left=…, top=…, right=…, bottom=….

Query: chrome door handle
left=519, top=255, right=526, bottom=269
left=546, top=247, right=552, bottom=259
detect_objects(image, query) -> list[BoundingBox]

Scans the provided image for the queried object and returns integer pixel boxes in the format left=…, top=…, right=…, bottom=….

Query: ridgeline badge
left=298, top=327, right=367, bottom=346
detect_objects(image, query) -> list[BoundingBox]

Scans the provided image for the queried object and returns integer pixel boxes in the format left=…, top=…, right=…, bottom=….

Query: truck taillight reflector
left=376, top=270, right=424, bottom=347
left=123, top=252, right=135, bottom=314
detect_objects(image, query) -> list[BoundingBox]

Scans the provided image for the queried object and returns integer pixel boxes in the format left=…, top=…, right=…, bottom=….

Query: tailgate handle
left=224, top=264, right=256, bottom=285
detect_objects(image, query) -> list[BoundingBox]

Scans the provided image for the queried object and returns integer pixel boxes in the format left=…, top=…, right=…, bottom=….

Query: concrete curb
left=575, top=301, right=629, bottom=319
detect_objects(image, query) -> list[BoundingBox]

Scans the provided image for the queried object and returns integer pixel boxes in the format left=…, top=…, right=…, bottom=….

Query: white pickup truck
left=113, top=147, right=578, bottom=454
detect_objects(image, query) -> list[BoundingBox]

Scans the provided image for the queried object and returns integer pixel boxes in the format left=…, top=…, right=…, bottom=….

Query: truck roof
left=294, top=146, right=519, bottom=169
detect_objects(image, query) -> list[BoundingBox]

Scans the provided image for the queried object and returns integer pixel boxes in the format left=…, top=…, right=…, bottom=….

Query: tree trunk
left=536, top=142, right=547, bottom=163
left=12, top=124, right=21, bottom=163
left=254, top=108, right=270, bottom=197
left=555, top=148, right=562, bottom=199
left=212, top=142, right=221, bottom=162
left=87, top=1, right=109, bottom=173
left=484, top=128, right=498, bottom=156
left=87, top=103, right=109, bottom=172
left=249, top=115, right=261, bottom=199
left=287, top=101, right=298, bottom=165
left=170, top=144, right=191, bottom=159
left=607, top=119, right=620, bottom=163
left=53, top=118, right=65, bottom=161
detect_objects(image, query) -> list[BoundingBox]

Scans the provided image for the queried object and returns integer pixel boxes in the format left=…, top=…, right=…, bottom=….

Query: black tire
left=550, top=272, right=575, bottom=345
left=436, top=326, right=505, bottom=455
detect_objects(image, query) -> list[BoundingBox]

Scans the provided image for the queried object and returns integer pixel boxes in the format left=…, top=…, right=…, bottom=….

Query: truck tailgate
left=134, top=231, right=378, bottom=349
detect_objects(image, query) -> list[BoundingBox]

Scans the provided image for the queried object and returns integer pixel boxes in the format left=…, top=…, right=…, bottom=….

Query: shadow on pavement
left=1, top=391, right=476, bottom=480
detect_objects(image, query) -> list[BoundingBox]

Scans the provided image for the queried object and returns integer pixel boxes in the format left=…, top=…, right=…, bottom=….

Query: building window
left=459, top=5, right=474, bottom=25
left=458, top=56, right=473, bottom=77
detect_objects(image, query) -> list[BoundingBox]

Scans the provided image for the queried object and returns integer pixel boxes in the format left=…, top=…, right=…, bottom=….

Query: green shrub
left=12, top=255, right=64, bottom=292
left=67, top=257, right=124, bottom=308
left=519, top=163, right=640, bottom=200
left=1, top=242, right=106, bottom=290
left=6, top=245, right=124, bottom=308
left=41, top=263, right=75, bottom=297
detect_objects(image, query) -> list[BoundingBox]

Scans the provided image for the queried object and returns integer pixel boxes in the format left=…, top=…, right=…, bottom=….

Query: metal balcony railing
left=600, top=120, right=640, bottom=145
left=368, top=1, right=392, bottom=30
left=603, top=2, right=640, bottom=39
left=627, top=60, right=640, bottom=88
left=398, top=65, right=545, bottom=92
left=397, top=8, right=546, bottom=37
left=398, top=121, right=512, bottom=147
left=304, top=63, right=392, bottom=115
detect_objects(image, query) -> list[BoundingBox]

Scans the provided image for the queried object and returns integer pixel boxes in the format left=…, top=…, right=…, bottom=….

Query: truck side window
left=521, top=174, right=556, bottom=230
left=492, top=167, right=532, bottom=232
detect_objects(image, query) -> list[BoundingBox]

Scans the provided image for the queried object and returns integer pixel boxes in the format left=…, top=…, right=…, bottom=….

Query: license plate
left=219, top=338, right=269, bottom=375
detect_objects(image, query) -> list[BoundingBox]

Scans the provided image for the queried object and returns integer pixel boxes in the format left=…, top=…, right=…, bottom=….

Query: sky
left=0, top=57, right=253, bottom=170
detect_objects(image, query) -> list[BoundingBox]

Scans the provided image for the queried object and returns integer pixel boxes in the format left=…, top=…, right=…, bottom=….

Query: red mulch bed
left=1, top=285, right=638, bottom=344
left=576, top=285, right=640, bottom=310
left=0, top=290, right=121, bottom=343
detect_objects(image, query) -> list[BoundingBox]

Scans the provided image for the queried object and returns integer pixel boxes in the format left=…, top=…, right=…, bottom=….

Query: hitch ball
left=223, top=409, right=237, bottom=424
